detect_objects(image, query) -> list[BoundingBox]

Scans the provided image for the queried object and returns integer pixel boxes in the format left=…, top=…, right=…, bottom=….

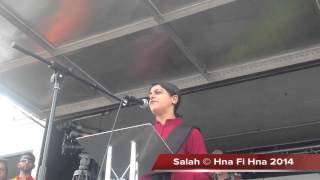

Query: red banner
left=152, top=154, right=320, bottom=172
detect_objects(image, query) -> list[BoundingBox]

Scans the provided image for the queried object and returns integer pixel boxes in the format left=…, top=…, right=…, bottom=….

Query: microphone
left=122, top=96, right=149, bottom=108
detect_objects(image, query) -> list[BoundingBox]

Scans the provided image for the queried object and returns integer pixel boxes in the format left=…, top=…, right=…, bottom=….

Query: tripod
left=72, top=153, right=93, bottom=180
left=72, top=169, right=92, bottom=180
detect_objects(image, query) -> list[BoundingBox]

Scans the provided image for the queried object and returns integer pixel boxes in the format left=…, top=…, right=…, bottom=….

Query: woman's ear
left=171, top=95, right=178, bottom=105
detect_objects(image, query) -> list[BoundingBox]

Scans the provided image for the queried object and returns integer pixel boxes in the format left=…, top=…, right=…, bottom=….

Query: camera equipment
left=71, top=152, right=97, bottom=180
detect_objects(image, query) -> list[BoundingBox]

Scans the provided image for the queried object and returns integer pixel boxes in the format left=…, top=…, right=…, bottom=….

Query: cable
left=96, top=99, right=124, bottom=180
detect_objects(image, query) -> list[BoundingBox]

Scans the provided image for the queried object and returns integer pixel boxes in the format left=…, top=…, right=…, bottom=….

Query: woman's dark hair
left=0, top=159, right=8, bottom=180
left=150, top=82, right=182, bottom=117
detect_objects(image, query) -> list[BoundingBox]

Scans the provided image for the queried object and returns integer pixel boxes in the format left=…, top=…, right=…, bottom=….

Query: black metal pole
left=37, top=71, right=63, bottom=180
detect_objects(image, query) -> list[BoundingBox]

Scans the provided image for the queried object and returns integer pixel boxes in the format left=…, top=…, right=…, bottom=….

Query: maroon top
left=153, top=118, right=211, bottom=180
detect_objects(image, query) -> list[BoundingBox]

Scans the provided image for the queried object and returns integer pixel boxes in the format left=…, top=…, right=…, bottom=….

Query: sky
left=0, top=95, right=44, bottom=165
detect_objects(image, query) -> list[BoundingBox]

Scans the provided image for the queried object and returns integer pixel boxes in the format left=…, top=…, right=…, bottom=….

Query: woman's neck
left=156, top=112, right=176, bottom=125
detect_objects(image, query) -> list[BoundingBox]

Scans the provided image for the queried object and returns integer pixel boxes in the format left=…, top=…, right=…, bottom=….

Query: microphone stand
left=12, top=43, right=122, bottom=180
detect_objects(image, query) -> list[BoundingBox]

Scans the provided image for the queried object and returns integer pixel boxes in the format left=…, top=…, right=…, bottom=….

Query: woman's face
left=148, top=84, right=178, bottom=116
left=0, top=162, right=7, bottom=180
